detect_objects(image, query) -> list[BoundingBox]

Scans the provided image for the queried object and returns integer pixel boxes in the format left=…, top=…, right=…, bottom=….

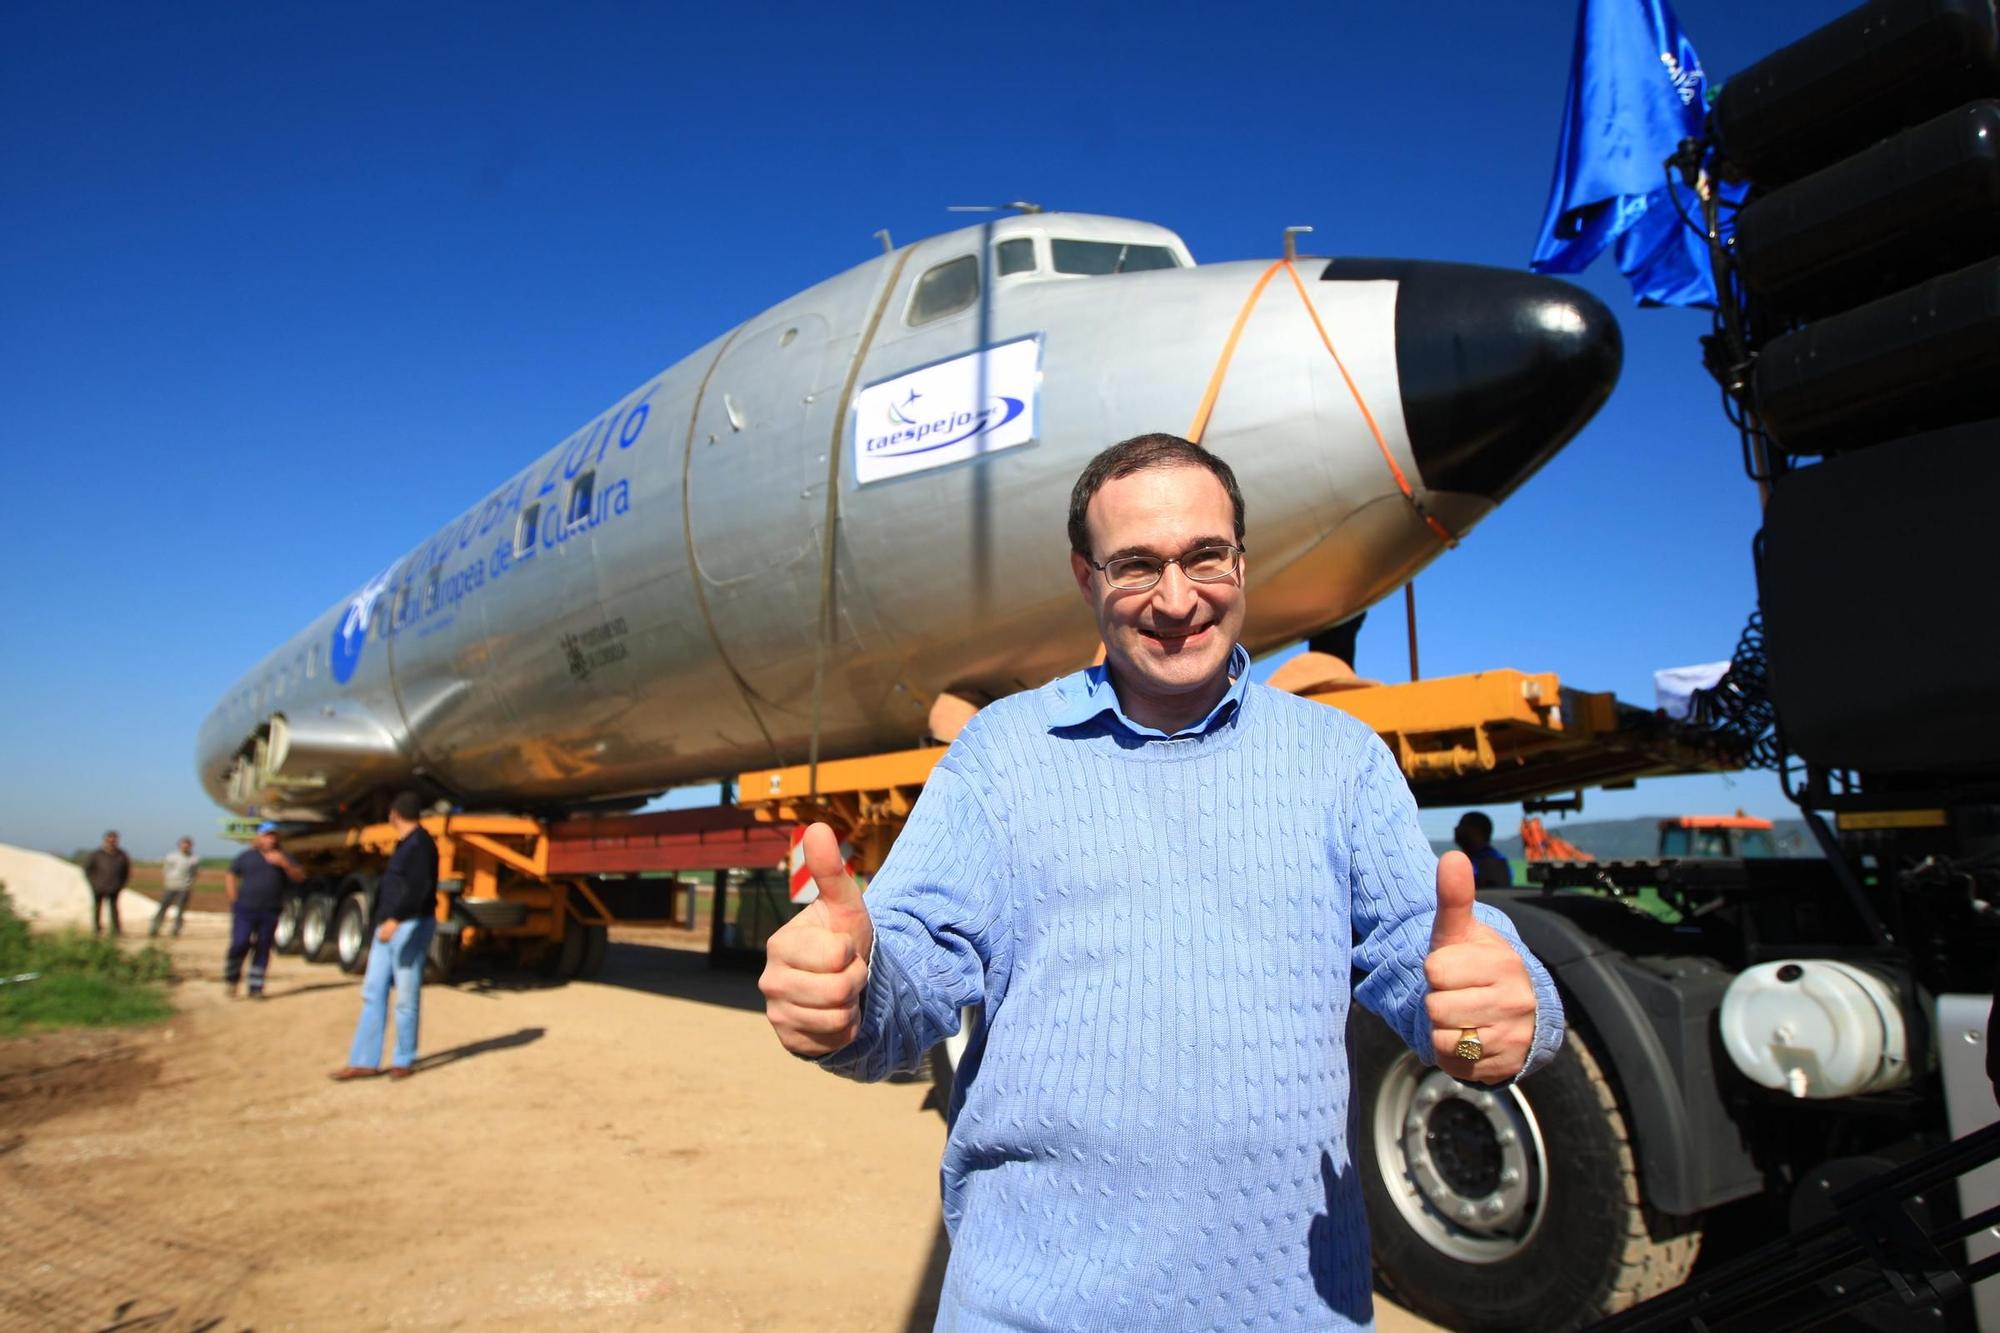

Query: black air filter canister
left=1759, top=418, right=2000, bottom=775
left=1711, top=0, right=2000, bottom=187
left=1751, top=257, right=2000, bottom=454
left=1734, top=100, right=2000, bottom=319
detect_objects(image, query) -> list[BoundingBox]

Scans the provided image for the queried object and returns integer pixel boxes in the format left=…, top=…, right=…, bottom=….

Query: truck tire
left=926, top=1006, right=982, bottom=1111
left=424, top=927, right=460, bottom=984
left=334, top=893, right=372, bottom=974
left=273, top=892, right=305, bottom=954
left=541, top=917, right=587, bottom=981
left=299, top=891, right=338, bottom=963
left=1350, top=1008, right=1700, bottom=1331
left=576, top=922, right=608, bottom=979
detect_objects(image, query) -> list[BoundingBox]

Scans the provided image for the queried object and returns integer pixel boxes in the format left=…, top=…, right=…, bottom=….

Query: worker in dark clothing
left=83, top=830, right=131, bottom=936
left=225, top=823, right=304, bottom=997
left=1454, top=811, right=1513, bottom=889
left=332, top=792, right=438, bottom=1082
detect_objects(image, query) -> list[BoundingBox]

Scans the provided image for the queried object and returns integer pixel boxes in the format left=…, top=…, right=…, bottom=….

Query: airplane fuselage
left=199, top=213, right=1619, bottom=820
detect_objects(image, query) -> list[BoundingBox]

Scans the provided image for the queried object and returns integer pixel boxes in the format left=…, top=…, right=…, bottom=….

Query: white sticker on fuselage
left=851, top=336, right=1041, bottom=485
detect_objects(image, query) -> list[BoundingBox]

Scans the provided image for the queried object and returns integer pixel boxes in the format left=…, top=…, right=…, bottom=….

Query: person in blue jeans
left=331, top=792, right=439, bottom=1082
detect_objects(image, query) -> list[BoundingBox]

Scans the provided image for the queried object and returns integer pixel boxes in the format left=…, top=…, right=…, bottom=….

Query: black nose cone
left=1321, top=260, right=1621, bottom=500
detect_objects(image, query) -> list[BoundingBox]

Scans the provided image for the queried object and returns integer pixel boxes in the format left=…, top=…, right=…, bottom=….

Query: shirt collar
left=1048, top=642, right=1251, bottom=739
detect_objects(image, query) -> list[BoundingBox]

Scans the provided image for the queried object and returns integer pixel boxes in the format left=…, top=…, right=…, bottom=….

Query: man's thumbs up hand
left=1423, top=851, right=1537, bottom=1083
left=760, top=823, right=873, bottom=1058
left=1430, top=850, right=1481, bottom=951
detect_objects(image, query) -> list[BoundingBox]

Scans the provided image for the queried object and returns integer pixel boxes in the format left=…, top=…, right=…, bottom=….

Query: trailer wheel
left=576, top=922, right=608, bottom=979
left=334, top=894, right=372, bottom=974
left=540, top=918, right=587, bottom=981
left=926, top=1006, right=983, bottom=1111
left=1351, top=1008, right=1700, bottom=1331
left=424, top=928, right=460, bottom=984
left=299, top=891, right=338, bottom=963
left=273, top=892, right=305, bottom=954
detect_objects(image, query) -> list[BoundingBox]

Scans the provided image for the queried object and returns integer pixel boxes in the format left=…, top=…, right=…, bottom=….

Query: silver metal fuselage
left=198, top=213, right=1617, bottom=819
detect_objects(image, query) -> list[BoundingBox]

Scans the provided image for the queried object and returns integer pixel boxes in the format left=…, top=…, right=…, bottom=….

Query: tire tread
left=1571, top=1034, right=1701, bottom=1312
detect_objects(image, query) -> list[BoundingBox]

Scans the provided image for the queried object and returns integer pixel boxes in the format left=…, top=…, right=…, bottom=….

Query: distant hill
left=1432, top=816, right=1819, bottom=863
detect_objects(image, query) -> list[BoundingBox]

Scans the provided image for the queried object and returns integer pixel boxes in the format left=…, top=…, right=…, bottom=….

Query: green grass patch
left=0, top=885, right=176, bottom=1036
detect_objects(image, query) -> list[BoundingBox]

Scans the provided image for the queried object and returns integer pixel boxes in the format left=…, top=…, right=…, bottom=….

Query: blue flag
left=1531, top=0, right=1740, bottom=308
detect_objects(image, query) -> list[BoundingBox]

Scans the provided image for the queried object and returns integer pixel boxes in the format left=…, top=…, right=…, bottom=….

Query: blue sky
left=0, top=0, right=1847, bottom=857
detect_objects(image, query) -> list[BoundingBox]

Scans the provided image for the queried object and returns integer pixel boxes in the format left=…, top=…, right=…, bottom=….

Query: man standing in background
left=225, top=823, right=303, bottom=997
left=1453, top=811, right=1513, bottom=888
left=83, top=830, right=130, bottom=936
left=332, top=792, right=439, bottom=1082
left=153, top=836, right=198, bottom=937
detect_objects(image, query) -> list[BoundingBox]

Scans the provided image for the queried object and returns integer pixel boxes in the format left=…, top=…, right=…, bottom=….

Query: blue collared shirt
left=1045, top=641, right=1252, bottom=739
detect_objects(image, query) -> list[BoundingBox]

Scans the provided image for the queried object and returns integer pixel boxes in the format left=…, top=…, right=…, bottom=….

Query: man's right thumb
left=803, top=822, right=862, bottom=910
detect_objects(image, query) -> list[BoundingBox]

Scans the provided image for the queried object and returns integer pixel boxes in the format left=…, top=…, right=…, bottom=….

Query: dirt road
left=0, top=916, right=1440, bottom=1331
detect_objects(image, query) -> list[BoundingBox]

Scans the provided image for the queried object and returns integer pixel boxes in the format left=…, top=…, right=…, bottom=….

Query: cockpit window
left=995, top=239, right=1036, bottom=276
left=907, top=255, right=980, bottom=326
left=1051, top=239, right=1180, bottom=275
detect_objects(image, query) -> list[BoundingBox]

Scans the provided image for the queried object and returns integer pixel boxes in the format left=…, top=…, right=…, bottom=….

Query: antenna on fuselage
left=874, top=229, right=893, bottom=254
left=946, top=202, right=1045, bottom=215
left=1284, top=225, right=1314, bottom=261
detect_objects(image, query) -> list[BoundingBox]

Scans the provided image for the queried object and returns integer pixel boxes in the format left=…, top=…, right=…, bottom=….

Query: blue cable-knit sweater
left=823, top=648, right=1564, bottom=1331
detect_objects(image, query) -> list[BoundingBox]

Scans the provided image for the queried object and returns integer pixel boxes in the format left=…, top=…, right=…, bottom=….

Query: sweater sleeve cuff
left=1511, top=944, right=1566, bottom=1083
left=815, top=928, right=902, bottom=1081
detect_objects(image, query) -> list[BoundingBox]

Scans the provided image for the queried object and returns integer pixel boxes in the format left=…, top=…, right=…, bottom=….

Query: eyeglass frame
left=1082, top=542, right=1247, bottom=592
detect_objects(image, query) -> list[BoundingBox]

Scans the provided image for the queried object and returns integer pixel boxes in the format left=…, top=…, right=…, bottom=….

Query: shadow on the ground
left=454, top=941, right=767, bottom=1015
left=902, top=1217, right=948, bottom=1332
left=410, top=1027, right=544, bottom=1073
left=252, top=979, right=356, bottom=1001
left=92, top=1295, right=231, bottom=1333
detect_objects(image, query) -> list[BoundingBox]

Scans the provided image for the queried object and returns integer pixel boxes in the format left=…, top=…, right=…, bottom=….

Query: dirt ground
left=0, top=910, right=1441, bottom=1332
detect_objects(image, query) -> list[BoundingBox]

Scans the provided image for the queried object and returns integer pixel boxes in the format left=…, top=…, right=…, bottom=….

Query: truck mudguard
left=1487, top=892, right=1766, bottom=1217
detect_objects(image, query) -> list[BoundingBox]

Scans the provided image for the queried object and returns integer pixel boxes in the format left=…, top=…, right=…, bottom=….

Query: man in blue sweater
left=761, top=434, right=1563, bottom=1330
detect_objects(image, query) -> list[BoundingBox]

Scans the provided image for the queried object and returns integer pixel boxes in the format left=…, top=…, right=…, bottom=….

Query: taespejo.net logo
left=864, top=389, right=1026, bottom=458
left=852, top=337, right=1041, bottom=484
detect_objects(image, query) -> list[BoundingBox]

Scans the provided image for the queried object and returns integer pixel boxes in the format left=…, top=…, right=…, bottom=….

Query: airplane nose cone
left=1320, top=260, right=1621, bottom=501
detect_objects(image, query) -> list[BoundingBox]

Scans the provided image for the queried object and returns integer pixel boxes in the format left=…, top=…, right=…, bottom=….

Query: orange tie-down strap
left=1185, top=258, right=1457, bottom=547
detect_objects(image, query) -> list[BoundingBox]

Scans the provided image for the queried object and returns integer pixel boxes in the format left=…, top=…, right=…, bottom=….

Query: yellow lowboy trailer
left=261, top=666, right=1729, bottom=978
left=735, top=667, right=1733, bottom=874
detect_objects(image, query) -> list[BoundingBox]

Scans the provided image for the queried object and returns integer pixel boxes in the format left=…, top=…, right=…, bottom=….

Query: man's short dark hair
left=1456, top=811, right=1494, bottom=839
left=1067, top=433, right=1246, bottom=559
left=390, top=791, right=424, bottom=822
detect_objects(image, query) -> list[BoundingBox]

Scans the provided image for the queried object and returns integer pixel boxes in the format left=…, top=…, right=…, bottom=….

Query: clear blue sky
left=0, top=0, right=1848, bottom=858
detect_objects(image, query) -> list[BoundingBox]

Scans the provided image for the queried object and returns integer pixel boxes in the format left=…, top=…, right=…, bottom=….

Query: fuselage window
left=907, top=255, right=979, bottom=326
left=1051, top=239, right=1180, bottom=275
left=996, top=239, right=1036, bottom=276
left=516, top=502, right=540, bottom=556
left=568, top=471, right=595, bottom=526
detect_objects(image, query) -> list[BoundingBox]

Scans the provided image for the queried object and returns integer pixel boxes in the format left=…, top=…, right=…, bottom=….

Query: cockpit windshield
left=1051, top=239, right=1181, bottom=275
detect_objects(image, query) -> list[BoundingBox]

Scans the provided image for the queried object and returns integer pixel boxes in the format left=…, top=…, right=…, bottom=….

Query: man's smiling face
left=1071, top=465, right=1246, bottom=730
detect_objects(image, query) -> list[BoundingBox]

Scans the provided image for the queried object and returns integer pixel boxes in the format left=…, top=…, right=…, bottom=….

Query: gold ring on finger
left=1455, top=1028, right=1485, bottom=1063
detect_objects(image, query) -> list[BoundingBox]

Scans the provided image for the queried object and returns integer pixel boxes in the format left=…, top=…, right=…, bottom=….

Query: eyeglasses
left=1084, top=543, right=1244, bottom=591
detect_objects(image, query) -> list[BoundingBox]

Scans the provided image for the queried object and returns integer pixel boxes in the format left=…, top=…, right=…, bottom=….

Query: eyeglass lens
left=1103, top=545, right=1238, bottom=589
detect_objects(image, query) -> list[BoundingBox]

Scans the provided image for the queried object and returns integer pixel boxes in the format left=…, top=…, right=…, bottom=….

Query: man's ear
left=1070, top=550, right=1094, bottom=603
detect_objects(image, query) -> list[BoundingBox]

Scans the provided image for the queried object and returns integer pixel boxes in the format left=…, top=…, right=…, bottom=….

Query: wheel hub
left=1373, top=1054, right=1548, bottom=1263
